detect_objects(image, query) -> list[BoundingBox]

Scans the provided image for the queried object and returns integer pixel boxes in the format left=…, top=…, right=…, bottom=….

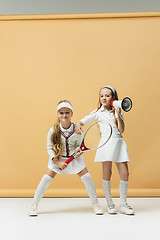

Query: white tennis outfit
left=80, top=106, right=130, bottom=163
left=47, top=123, right=86, bottom=174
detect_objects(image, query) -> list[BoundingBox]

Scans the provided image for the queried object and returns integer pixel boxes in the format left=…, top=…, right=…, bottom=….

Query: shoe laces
left=108, top=203, right=115, bottom=209
left=123, top=203, right=132, bottom=210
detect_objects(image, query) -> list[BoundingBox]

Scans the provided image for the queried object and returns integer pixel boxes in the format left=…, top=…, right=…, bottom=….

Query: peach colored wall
left=0, top=12, right=160, bottom=197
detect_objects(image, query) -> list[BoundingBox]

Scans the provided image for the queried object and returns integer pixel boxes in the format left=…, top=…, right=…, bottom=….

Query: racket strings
left=83, top=120, right=112, bottom=151
left=83, top=123, right=101, bottom=150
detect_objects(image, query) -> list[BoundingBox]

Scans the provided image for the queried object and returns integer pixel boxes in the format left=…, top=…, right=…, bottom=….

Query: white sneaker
left=107, top=202, right=117, bottom=214
left=28, top=202, right=38, bottom=216
left=93, top=203, right=104, bottom=215
left=119, top=203, right=135, bottom=215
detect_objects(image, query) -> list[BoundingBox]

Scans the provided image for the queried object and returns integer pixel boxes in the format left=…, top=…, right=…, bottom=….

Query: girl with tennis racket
left=29, top=100, right=103, bottom=216
left=75, top=86, right=134, bottom=215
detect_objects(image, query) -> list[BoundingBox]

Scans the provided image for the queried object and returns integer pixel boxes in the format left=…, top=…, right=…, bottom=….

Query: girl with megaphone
left=75, top=86, right=134, bottom=215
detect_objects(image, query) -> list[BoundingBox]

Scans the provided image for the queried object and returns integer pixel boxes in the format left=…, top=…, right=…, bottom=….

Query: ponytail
left=51, top=118, right=63, bottom=158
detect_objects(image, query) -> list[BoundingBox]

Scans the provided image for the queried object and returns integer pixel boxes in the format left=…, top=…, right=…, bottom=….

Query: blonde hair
left=97, top=86, right=119, bottom=128
left=51, top=100, right=72, bottom=158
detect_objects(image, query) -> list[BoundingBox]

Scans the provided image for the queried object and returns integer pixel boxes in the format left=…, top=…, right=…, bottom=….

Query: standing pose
left=75, top=86, right=134, bottom=215
left=29, top=100, right=103, bottom=216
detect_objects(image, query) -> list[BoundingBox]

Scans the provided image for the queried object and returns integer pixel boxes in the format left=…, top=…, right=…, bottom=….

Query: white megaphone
left=111, top=97, right=132, bottom=112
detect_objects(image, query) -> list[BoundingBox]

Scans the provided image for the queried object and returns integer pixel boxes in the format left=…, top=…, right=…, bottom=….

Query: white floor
left=0, top=198, right=160, bottom=240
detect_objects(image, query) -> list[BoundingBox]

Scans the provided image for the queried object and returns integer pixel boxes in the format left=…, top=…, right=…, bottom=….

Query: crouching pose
left=29, top=100, right=103, bottom=216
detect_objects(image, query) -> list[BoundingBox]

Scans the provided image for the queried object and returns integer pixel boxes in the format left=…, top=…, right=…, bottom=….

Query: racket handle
left=59, top=156, right=74, bottom=170
left=65, top=156, right=74, bottom=164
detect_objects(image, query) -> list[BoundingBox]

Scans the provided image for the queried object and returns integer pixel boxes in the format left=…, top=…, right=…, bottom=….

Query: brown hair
left=51, top=100, right=72, bottom=158
left=97, top=86, right=119, bottom=128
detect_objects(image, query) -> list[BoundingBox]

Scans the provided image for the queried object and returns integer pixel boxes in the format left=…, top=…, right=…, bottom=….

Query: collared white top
left=47, top=123, right=85, bottom=174
left=80, top=106, right=123, bottom=138
left=80, top=107, right=130, bottom=162
left=47, top=123, right=83, bottom=159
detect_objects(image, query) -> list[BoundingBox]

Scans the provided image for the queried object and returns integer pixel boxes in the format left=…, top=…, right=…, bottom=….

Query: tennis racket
left=59, top=120, right=112, bottom=170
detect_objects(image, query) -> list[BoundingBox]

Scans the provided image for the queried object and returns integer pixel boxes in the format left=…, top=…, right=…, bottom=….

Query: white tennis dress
left=47, top=123, right=86, bottom=174
left=80, top=106, right=130, bottom=163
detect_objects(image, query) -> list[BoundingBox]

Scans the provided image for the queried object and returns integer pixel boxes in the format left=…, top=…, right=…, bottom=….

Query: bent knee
left=77, top=168, right=88, bottom=177
left=45, top=168, right=56, bottom=178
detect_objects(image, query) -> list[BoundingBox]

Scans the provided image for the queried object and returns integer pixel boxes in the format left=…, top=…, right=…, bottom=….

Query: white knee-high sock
left=80, top=173, right=98, bottom=205
left=102, top=179, right=114, bottom=205
left=119, top=180, right=128, bottom=205
left=33, top=174, right=53, bottom=205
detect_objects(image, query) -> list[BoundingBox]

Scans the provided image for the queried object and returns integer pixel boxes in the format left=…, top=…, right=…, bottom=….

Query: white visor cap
left=57, top=102, right=73, bottom=111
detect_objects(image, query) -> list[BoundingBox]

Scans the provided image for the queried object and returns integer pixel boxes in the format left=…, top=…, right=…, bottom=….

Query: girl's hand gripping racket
left=59, top=120, right=112, bottom=170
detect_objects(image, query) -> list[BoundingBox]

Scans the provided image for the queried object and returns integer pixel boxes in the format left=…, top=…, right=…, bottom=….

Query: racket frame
left=59, top=120, right=112, bottom=169
left=80, top=120, right=112, bottom=152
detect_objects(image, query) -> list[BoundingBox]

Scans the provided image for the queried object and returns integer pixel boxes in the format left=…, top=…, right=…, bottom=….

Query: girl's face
left=100, top=88, right=115, bottom=109
left=57, top=107, right=73, bottom=126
